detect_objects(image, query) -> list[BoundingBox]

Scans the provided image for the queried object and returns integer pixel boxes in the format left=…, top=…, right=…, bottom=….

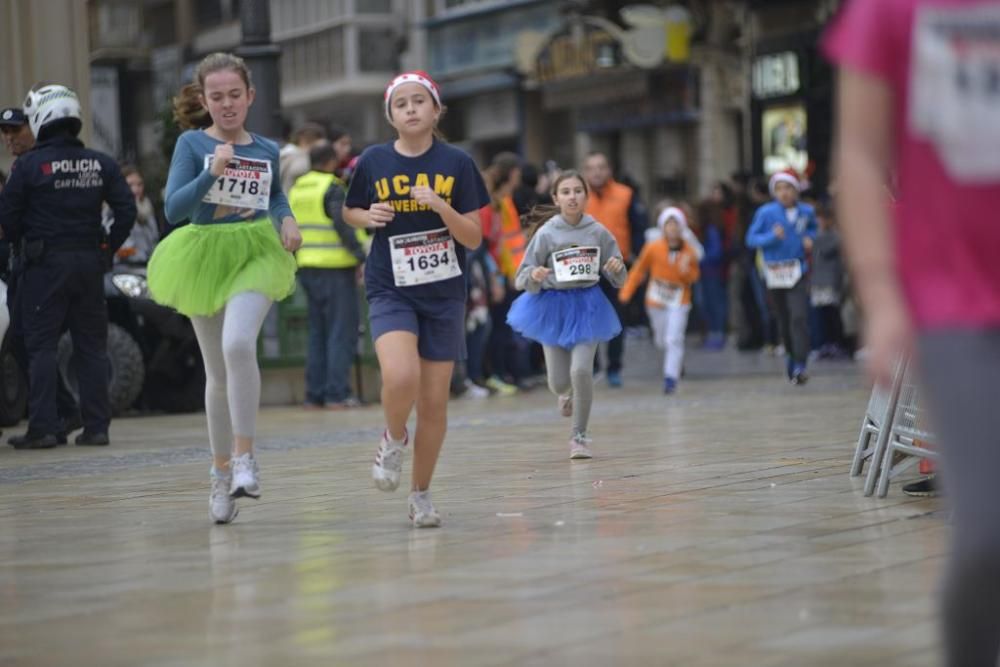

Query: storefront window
left=761, top=102, right=808, bottom=175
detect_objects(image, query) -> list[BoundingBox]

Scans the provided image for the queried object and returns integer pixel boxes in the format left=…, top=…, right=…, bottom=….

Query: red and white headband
left=769, top=171, right=800, bottom=196
left=384, top=71, right=441, bottom=121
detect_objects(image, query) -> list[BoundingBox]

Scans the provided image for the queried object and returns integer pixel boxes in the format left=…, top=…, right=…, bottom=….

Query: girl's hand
left=531, top=266, right=552, bottom=283
left=604, top=257, right=625, bottom=274
left=802, top=236, right=814, bottom=252
left=281, top=218, right=302, bottom=252
left=411, top=186, right=445, bottom=213
left=367, top=202, right=395, bottom=228
left=210, top=143, right=234, bottom=177
left=772, top=224, right=786, bottom=240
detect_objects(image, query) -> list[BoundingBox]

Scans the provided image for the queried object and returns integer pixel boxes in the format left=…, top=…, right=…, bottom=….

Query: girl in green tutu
left=147, top=53, right=302, bottom=524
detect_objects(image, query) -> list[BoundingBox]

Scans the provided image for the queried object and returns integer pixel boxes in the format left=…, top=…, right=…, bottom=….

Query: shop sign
left=752, top=51, right=800, bottom=99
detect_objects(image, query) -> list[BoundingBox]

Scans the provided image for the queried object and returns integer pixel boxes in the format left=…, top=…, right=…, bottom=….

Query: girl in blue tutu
left=148, top=53, right=302, bottom=524
left=508, top=171, right=626, bottom=459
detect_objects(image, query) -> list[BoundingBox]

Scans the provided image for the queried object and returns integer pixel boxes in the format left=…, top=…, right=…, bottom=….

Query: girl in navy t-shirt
left=344, top=71, right=489, bottom=528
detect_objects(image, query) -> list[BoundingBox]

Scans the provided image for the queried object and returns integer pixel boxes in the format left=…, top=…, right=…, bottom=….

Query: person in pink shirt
left=825, top=1, right=1000, bottom=664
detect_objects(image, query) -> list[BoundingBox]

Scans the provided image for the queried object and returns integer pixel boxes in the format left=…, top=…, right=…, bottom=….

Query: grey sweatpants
left=190, top=292, right=272, bottom=459
left=919, top=330, right=1000, bottom=667
left=542, top=343, right=598, bottom=435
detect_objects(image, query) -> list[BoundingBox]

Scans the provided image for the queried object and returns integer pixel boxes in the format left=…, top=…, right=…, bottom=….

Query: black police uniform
left=0, top=132, right=135, bottom=444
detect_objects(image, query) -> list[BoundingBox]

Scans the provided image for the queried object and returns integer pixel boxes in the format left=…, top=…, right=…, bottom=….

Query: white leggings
left=190, top=292, right=272, bottom=459
left=647, top=304, right=691, bottom=380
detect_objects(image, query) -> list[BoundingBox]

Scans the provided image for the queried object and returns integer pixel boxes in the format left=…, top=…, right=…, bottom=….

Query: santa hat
left=656, top=206, right=689, bottom=232
left=769, top=170, right=801, bottom=196
left=384, top=71, right=442, bottom=121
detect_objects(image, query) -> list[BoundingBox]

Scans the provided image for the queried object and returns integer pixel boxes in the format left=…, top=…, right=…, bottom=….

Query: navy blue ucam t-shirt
left=345, top=140, right=489, bottom=302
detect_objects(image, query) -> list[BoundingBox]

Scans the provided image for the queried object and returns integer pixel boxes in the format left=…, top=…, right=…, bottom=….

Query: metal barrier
left=851, top=355, right=905, bottom=495
left=851, top=354, right=939, bottom=497
left=874, top=360, right=939, bottom=498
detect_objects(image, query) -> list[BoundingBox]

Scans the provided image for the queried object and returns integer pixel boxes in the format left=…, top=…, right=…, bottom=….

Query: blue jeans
left=701, top=275, right=728, bottom=337
left=299, top=267, right=359, bottom=404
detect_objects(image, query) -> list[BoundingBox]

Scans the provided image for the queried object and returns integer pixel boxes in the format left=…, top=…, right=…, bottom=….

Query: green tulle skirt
left=147, top=218, right=297, bottom=317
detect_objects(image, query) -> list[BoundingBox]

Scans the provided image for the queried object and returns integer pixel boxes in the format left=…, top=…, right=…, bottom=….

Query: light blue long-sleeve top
left=164, top=129, right=293, bottom=225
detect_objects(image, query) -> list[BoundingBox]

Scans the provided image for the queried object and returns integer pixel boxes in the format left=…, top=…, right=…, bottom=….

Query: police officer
left=0, top=104, right=84, bottom=444
left=0, top=84, right=135, bottom=449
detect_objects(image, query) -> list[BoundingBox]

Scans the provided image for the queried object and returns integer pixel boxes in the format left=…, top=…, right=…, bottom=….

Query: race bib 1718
left=202, top=155, right=272, bottom=210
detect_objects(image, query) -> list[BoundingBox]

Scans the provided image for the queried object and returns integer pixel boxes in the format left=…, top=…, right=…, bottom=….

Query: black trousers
left=20, top=250, right=109, bottom=435
left=769, top=279, right=810, bottom=366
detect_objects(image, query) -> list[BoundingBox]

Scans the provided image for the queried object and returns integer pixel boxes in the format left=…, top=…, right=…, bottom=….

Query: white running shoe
left=373, top=428, right=407, bottom=492
left=569, top=432, right=593, bottom=460
left=230, top=453, right=261, bottom=499
left=558, top=393, right=573, bottom=418
left=210, top=469, right=238, bottom=524
left=408, top=490, right=442, bottom=528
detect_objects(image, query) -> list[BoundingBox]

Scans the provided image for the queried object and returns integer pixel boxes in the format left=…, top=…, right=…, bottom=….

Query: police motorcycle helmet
left=23, top=83, right=82, bottom=139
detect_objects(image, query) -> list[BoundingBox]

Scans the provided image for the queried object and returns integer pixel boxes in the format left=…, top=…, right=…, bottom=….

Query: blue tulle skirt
left=507, top=285, right=622, bottom=349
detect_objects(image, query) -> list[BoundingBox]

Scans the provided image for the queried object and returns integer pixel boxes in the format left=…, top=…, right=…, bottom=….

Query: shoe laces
left=571, top=432, right=592, bottom=446
left=410, top=491, right=437, bottom=517
left=231, top=453, right=257, bottom=475
left=210, top=471, right=231, bottom=498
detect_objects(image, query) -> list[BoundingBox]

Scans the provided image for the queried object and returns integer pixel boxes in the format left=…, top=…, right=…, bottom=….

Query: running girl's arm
left=599, top=229, right=627, bottom=287
left=744, top=208, right=780, bottom=249
left=411, top=185, right=482, bottom=249
left=164, top=133, right=219, bottom=224
left=267, top=156, right=294, bottom=223
left=619, top=243, right=651, bottom=303
left=342, top=155, right=393, bottom=230
left=681, top=247, right=700, bottom=285
left=514, top=229, right=551, bottom=294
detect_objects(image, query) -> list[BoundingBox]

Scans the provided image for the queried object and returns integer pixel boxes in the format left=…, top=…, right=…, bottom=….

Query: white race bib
left=552, top=246, right=600, bottom=283
left=202, top=155, right=272, bottom=210
left=909, top=5, right=1000, bottom=182
left=648, top=279, right=684, bottom=308
left=764, top=259, right=802, bottom=289
left=389, top=227, right=462, bottom=287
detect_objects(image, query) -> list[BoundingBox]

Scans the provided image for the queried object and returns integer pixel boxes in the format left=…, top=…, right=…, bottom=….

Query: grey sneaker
left=408, top=490, right=442, bottom=528
left=569, top=432, right=593, bottom=460
left=230, top=453, right=261, bottom=499
left=558, top=393, right=573, bottom=418
left=373, top=428, right=407, bottom=492
left=210, top=469, right=238, bottom=524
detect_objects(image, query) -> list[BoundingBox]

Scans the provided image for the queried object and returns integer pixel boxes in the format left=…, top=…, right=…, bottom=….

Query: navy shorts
left=368, top=291, right=467, bottom=362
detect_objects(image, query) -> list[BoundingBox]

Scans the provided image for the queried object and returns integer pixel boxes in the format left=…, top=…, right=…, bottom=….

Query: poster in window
left=762, top=103, right=807, bottom=176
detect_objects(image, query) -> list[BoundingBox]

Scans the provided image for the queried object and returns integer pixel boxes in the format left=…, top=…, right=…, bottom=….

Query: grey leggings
left=542, top=343, right=598, bottom=435
left=919, top=330, right=1000, bottom=667
left=190, top=292, right=272, bottom=459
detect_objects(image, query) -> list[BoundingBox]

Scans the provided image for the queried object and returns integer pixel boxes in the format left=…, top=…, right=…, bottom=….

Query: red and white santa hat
left=656, top=206, right=689, bottom=231
left=384, top=71, right=442, bottom=121
left=768, top=169, right=801, bottom=196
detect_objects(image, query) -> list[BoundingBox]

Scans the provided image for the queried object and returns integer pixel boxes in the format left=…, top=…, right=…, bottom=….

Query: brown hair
left=483, top=152, right=521, bottom=198
left=522, top=170, right=589, bottom=241
left=172, top=52, right=253, bottom=130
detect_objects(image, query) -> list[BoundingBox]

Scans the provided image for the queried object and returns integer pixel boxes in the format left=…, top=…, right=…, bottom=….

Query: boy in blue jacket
left=745, top=171, right=817, bottom=385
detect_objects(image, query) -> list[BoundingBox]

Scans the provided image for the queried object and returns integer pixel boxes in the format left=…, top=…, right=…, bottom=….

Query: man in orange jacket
left=583, top=152, right=648, bottom=387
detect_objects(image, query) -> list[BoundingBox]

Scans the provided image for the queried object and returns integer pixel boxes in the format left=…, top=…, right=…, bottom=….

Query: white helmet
left=23, top=84, right=82, bottom=138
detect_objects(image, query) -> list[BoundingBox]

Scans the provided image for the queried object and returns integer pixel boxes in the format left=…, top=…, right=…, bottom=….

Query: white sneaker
left=569, top=432, right=593, bottom=460
left=408, top=490, right=442, bottom=528
left=230, top=453, right=261, bottom=499
left=373, top=428, right=407, bottom=492
left=210, top=469, right=238, bottom=524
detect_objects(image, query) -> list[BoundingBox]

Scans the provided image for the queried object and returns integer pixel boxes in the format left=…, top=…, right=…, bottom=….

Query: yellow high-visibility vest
left=289, top=170, right=367, bottom=269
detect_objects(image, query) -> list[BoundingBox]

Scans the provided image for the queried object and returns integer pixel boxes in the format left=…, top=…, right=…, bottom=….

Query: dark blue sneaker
left=607, top=370, right=623, bottom=388
left=790, top=364, right=808, bottom=386
left=663, top=377, right=678, bottom=394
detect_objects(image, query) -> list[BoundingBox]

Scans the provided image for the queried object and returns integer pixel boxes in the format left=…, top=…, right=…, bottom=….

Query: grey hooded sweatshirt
left=514, top=213, right=627, bottom=294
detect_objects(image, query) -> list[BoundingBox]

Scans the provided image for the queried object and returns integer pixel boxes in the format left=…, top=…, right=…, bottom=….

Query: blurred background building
left=1, top=0, right=841, bottom=200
